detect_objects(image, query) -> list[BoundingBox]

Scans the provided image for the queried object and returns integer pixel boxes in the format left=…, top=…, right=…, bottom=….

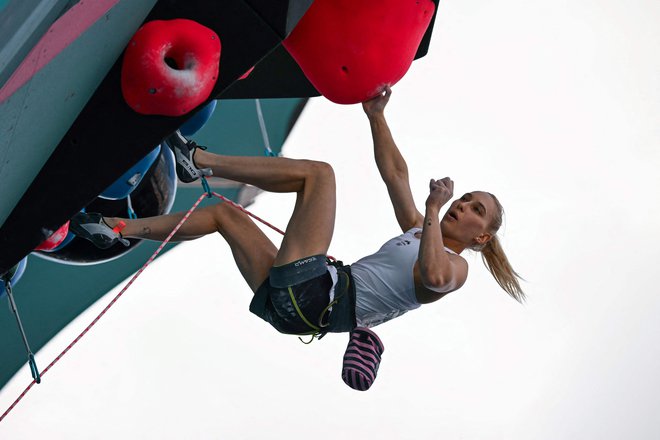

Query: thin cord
left=255, top=99, right=274, bottom=156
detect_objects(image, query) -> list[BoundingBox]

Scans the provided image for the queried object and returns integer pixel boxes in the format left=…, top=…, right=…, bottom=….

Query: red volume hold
left=283, top=0, right=435, bottom=105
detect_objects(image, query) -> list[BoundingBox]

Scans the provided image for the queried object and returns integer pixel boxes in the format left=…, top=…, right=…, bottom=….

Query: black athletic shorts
left=249, top=255, right=356, bottom=335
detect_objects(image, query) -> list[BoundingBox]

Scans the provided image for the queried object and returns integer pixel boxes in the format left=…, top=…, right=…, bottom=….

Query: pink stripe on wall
left=0, top=0, right=121, bottom=102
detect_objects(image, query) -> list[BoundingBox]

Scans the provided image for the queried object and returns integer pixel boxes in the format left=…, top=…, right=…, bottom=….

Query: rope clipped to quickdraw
left=1, top=276, right=41, bottom=384
left=201, top=176, right=213, bottom=198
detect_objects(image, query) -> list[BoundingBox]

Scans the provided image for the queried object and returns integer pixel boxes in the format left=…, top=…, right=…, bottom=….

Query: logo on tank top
left=396, top=239, right=411, bottom=246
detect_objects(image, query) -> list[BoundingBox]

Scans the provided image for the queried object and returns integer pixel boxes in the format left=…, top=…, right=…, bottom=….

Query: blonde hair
left=472, top=193, right=525, bottom=303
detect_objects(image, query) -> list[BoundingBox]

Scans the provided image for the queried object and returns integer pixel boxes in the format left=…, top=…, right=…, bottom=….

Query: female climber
left=71, top=87, right=524, bottom=336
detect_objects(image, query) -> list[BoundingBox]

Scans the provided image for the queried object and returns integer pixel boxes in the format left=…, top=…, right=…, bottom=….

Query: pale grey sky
left=1, top=0, right=659, bottom=438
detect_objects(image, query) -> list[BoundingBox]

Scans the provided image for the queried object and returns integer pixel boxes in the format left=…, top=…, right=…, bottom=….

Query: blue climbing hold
left=1, top=256, right=28, bottom=298
left=179, top=100, right=217, bottom=136
left=99, top=146, right=161, bottom=200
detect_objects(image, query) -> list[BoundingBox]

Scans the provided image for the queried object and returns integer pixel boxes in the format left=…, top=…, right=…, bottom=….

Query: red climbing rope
left=212, top=191, right=285, bottom=235
left=213, top=191, right=338, bottom=261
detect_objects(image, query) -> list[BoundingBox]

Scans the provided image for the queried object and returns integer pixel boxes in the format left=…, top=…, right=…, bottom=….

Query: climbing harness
left=287, top=264, right=351, bottom=344
left=201, top=176, right=213, bottom=199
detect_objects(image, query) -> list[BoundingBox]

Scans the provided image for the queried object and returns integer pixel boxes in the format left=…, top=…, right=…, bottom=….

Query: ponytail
left=474, top=193, right=525, bottom=303
left=480, top=236, right=525, bottom=303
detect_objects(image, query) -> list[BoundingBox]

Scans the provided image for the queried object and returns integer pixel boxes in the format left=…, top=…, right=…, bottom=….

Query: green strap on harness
left=287, top=270, right=350, bottom=344
left=287, top=286, right=320, bottom=332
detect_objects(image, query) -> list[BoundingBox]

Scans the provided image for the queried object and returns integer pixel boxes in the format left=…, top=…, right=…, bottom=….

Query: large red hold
left=121, top=19, right=221, bottom=116
left=283, top=0, right=435, bottom=105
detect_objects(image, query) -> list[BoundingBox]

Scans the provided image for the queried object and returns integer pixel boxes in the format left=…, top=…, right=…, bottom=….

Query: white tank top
left=350, top=228, right=457, bottom=328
